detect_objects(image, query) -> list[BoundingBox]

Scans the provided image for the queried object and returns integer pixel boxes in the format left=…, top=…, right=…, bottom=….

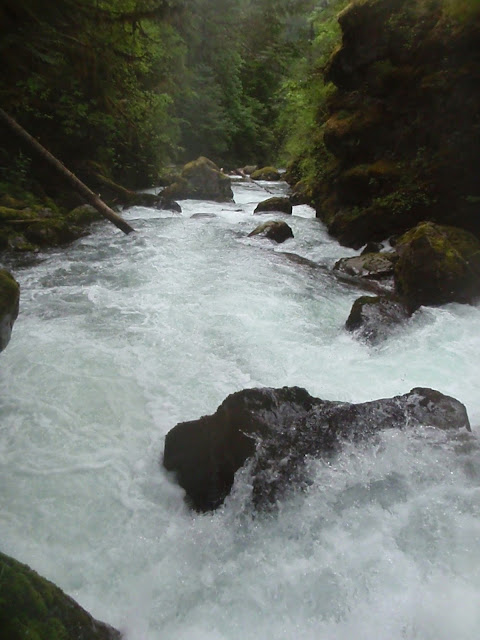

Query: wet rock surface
left=163, top=385, right=470, bottom=511
left=254, top=196, right=293, bottom=215
left=248, top=220, right=294, bottom=243
left=345, top=295, right=410, bottom=344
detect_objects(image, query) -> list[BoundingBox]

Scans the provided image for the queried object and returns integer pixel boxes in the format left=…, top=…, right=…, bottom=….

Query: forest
left=0, top=0, right=346, bottom=196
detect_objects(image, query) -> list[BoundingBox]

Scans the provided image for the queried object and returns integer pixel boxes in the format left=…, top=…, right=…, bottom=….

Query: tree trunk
left=0, top=108, right=135, bottom=235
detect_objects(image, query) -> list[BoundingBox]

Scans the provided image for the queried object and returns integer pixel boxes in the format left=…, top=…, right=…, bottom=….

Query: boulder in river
left=248, top=220, right=294, bottom=243
left=334, top=251, right=397, bottom=280
left=0, top=551, right=121, bottom=640
left=163, top=385, right=470, bottom=511
left=254, top=197, right=292, bottom=215
left=161, top=156, right=233, bottom=202
left=250, top=166, right=281, bottom=181
left=0, top=269, right=19, bottom=352
left=345, top=295, right=410, bottom=344
left=394, top=222, right=480, bottom=311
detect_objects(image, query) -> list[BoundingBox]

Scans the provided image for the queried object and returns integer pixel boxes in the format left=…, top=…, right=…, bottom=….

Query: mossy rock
left=0, top=551, right=121, bottom=640
left=0, top=202, right=98, bottom=252
left=394, top=221, right=480, bottom=310
left=254, top=197, right=292, bottom=215
left=162, top=157, right=233, bottom=202
left=323, top=106, right=384, bottom=161
left=0, top=269, right=20, bottom=351
left=66, top=204, right=102, bottom=226
left=336, top=160, right=400, bottom=206
left=327, top=182, right=434, bottom=248
left=23, top=219, right=85, bottom=247
left=250, top=166, right=281, bottom=181
left=248, top=220, right=294, bottom=243
left=0, top=195, right=28, bottom=209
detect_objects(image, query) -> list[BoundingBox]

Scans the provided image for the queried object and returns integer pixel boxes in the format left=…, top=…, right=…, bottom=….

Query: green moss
left=394, top=222, right=480, bottom=308
left=0, top=552, right=120, bottom=640
left=0, top=206, right=37, bottom=222
left=0, top=269, right=19, bottom=313
left=250, top=166, right=281, bottom=181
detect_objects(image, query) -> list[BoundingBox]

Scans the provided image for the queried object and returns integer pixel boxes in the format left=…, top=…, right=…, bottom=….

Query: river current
left=1, top=179, right=479, bottom=639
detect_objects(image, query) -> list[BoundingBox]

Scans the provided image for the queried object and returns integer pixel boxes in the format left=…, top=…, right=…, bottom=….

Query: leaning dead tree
left=0, top=108, right=135, bottom=235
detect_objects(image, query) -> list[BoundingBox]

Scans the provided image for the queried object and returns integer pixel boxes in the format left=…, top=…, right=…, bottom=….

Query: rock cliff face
left=312, top=0, right=480, bottom=248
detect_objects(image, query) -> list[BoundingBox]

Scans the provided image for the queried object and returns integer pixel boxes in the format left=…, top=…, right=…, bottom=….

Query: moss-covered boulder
left=394, top=222, right=480, bottom=310
left=345, top=294, right=410, bottom=344
left=0, top=202, right=99, bottom=252
left=248, top=220, right=294, bottom=244
left=0, top=269, right=19, bottom=351
left=161, top=157, right=233, bottom=202
left=0, top=551, right=121, bottom=639
left=250, top=166, right=281, bottom=181
left=254, top=197, right=292, bottom=215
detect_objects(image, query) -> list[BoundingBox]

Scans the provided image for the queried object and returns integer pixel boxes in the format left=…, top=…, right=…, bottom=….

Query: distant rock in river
left=163, top=386, right=470, bottom=512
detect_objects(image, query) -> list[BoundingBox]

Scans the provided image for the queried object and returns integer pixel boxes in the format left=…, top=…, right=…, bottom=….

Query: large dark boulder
left=394, top=222, right=480, bottom=311
left=248, top=221, right=294, bottom=243
left=161, top=157, right=233, bottom=202
left=0, top=551, right=121, bottom=640
left=345, top=295, right=410, bottom=344
left=254, top=197, right=293, bottom=215
left=163, top=386, right=470, bottom=511
left=0, top=269, right=19, bottom=351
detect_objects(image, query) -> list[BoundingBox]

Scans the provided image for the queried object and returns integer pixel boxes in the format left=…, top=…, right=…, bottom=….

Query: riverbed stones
left=248, top=220, right=294, bottom=243
left=0, top=269, right=19, bottom=351
left=0, top=551, right=121, bottom=640
left=163, top=385, right=470, bottom=511
left=254, top=197, right=292, bottom=215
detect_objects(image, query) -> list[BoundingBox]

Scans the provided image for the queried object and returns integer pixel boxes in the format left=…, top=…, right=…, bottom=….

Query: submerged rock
left=0, top=269, right=19, bottom=351
left=248, top=220, right=294, bottom=243
left=163, top=386, right=470, bottom=511
left=254, top=197, right=293, bottom=215
left=162, top=156, right=233, bottom=202
left=394, top=222, right=480, bottom=311
left=0, top=551, right=121, bottom=639
left=345, top=295, right=410, bottom=344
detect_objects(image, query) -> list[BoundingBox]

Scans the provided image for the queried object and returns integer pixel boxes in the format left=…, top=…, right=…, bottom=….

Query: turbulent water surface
left=1, top=180, right=479, bottom=639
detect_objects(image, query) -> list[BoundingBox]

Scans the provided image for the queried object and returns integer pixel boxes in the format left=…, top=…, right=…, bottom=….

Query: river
left=1, top=179, right=479, bottom=639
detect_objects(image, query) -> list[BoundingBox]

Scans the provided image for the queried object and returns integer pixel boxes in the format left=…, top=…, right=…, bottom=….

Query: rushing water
left=1, top=179, right=480, bottom=639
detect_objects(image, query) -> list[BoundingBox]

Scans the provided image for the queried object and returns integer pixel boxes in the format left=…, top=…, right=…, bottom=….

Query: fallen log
left=0, top=108, right=135, bottom=235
